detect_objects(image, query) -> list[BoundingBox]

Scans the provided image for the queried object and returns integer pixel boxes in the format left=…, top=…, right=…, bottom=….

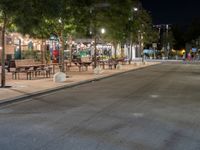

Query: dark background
left=141, top=0, right=200, bottom=25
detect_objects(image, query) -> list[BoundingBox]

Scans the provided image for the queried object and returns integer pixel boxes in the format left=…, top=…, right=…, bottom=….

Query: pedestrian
left=187, top=53, right=191, bottom=61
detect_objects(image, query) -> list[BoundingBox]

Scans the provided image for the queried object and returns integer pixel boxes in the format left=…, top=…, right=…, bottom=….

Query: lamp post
left=92, top=27, right=106, bottom=68
left=90, top=3, right=109, bottom=68
left=58, top=18, right=65, bottom=72
left=94, top=30, right=97, bottom=68
left=129, top=7, right=138, bottom=61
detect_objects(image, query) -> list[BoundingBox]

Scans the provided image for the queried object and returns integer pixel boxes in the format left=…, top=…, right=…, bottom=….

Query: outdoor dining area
left=0, top=33, right=134, bottom=81
left=7, top=58, right=93, bottom=80
left=5, top=56, right=131, bottom=81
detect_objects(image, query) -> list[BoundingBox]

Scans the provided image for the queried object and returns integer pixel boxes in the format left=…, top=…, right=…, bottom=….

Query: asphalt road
left=0, top=63, right=200, bottom=150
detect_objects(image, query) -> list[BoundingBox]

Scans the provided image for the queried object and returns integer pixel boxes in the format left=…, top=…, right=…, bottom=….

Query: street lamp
left=129, top=7, right=138, bottom=61
left=165, top=24, right=170, bottom=59
left=90, top=3, right=109, bottom=68
left=91, top=27, right=106, bottom=68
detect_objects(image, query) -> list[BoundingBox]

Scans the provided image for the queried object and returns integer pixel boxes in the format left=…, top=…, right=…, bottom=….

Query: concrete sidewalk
left=0, top=62, right=159, bottom=105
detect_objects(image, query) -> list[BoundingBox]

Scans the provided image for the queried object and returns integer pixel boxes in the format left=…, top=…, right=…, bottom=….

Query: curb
left=0, top=63, right=159, bottom=107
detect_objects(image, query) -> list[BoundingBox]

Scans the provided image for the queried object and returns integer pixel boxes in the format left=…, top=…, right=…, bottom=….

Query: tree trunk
left=41, top=38, right=45, bottom=64
left=1, top=14, right=7, bottom=88
left=94, top=36, right=97, bottom=68
left=43, top=40, right=47, bottom=64
left=121, top=44, right=124, bottom=58
left=114, top=43, right=117, bottom=59
left=69, top=44, right=72, bottom=64
left=137, top=33, right=141, bottom=58
left=130, top=41, right=133, bottom=60
left=59, top=34, right=65, bottom=72
left=68, top=36, right=72, bottom=64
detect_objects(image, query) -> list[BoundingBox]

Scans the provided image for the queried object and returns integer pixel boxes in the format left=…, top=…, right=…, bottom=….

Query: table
left=15, top=64, right=46, bottom=80
left=78, top=61, right=92, bottom=71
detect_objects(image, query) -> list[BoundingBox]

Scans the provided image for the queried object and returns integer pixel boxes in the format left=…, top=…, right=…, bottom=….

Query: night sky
left=141, top=0, right=200, bottom=25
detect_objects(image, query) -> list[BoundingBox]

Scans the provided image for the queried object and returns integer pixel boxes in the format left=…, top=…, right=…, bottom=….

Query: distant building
left=153, top=24, right=172, bottom=50
left=0, top=32, right=43, bottom=61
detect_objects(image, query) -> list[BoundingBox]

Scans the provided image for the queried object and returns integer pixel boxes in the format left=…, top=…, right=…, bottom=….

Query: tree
left=14, top=0, right=78, bottom=69
left=14, top=0, right=60, bottom=64
left=38, top=0, right=79, bottom=71
left=0, top=0, right=21, bottom=87
left=129, top=9, right=159, bottom=58
left=0, top=0, right=57, bottom=86
left=184, top=19, right=200, bottom=50
left=104, top=0, right=134, bottom=59
left=185, top=19, right=200, bottom=43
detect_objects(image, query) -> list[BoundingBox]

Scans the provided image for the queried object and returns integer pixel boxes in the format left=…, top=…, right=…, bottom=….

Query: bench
left=11, top=59, right=33, bottom=79
left=13, top=59, right=51, bottom=80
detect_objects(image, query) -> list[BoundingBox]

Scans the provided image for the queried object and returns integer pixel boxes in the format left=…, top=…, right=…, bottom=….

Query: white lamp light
left=133, top=7, right=138, bottom=11
left=101, top=28, right=105, bottom=34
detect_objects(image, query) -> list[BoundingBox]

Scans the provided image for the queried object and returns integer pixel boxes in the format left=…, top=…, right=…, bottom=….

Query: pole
left=41, top=38, right=45, bottom=64
left=138, top=32, right=141, bottom=58
left=69, top=44, right=72, bottom=63
left=129, top=20, right=132, bottom=60
left=166, top=24, right=169, bottom=59
left=130, top=39, right=132, bottom=60
left=93, top=17, right=97, bottom=68
left=68, top=36, right=72, bottom=64
left=94, top=35, right=97, bottom=68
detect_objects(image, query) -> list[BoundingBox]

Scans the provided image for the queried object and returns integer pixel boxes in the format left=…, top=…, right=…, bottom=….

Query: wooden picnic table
left=15, top=64, right=49, bottom=80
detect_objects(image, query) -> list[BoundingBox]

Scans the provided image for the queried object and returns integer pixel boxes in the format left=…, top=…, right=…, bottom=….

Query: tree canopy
left=0, top=0, right=157, bottom=86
